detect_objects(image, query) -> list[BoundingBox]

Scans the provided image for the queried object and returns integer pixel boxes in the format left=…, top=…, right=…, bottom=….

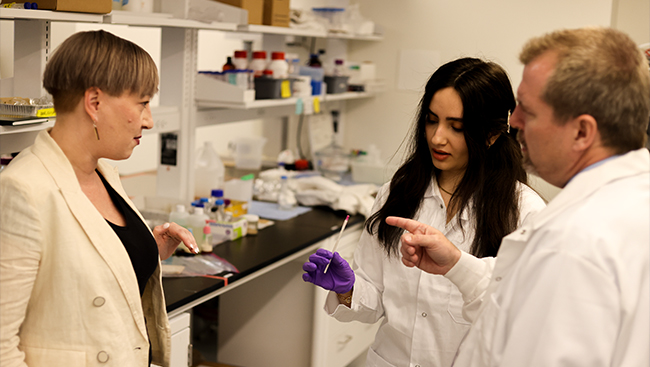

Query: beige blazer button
left=93, top=297, right=106, bottom=307
left=97, top=351, right=109, bottom=363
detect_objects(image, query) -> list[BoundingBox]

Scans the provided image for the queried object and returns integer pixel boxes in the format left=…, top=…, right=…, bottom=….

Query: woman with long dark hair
left=303, top=58, right=546, bottom=366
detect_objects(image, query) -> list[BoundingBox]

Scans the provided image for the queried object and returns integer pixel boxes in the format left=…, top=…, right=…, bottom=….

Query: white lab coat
left=325, top=179, right=545, bottom=367
left=446, top=148, right=650, bottom=367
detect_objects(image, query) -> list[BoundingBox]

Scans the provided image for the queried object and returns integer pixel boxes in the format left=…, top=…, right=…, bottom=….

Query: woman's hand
left=152, top=222, right=199, bottom=260
left=302, top=249, right=355, bottom=294
left=386, top=216, right=461, bottom=275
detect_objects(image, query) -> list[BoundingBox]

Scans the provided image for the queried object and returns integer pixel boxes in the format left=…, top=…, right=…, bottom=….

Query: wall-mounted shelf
left=238, top=24, right=325, bottom=37
left=0, top=8, right=104, bottom=22
left=0, top=119, right=55, bottom=155
left=104, top=10, right=238, bottom=30
left=196, top=91, right=376, bottom=110
left=0, top=9, right=381, bottom=40
left=238, top=24, right=382, bottom=40
left=0, top=119, right=53, bottom=134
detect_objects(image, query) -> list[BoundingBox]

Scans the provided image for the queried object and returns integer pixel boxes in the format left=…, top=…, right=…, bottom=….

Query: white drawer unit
left=311, top=227, right=381, bottom=367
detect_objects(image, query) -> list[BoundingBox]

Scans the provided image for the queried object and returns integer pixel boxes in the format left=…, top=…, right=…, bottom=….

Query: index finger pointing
left=386, top=216, right=431, bottom=234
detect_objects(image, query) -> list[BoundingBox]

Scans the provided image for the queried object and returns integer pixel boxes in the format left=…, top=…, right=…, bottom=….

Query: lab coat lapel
left=31, top=130, right=149, bottom=341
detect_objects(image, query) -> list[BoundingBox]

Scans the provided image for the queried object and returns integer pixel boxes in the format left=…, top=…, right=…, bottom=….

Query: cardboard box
left=25, top=0, right=112, bottom=13
left=209, top=218, right=248, bottom=244
left=214, top=0, right=263, bottom=25
left=263, top=0, right=289, bottom=27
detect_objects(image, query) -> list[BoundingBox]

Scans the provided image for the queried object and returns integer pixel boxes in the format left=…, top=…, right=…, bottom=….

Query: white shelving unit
left=0, top=8, right=383, bottom=366
left=0, top=8, right=383, bottom=198
left=0, top=7, right=104, bottom=22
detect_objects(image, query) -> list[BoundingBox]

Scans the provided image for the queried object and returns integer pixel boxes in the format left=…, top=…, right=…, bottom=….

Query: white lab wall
left=611, top=0, right=650, bottom=45
left=1, top=0, right=647, bottom=192
left=342, top=0, right=621, bottom=201
left=52, top=23, right=162, bottom=175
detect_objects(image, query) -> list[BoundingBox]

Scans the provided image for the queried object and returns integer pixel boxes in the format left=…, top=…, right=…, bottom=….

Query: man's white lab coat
left=446, top=148, right=650, bottom=367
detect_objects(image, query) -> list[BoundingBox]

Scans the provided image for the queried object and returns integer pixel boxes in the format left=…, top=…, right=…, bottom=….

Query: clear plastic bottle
left=250, top=51, right=268, bottom=77
left=188, top=205, right=210, bottom=243
left=169, top=204, right=189, bottom=226
left=287, top=57, right=299, bottom=76
left=333, top=59, right=346, bottom=76
left=278, top=175, right=297, bottom=210
left=209, top=189, right=223, bottom=208
left=210, top=198, right=226, bottom=222
left=233, top=50, right=248, bottom=70
left=200, top=197, right=211, bottom=214
left=269, top=52, right=289, bottom=79
left=195, top=141, right=225, bottom=199
left=169, top=204, right=193, bottom=253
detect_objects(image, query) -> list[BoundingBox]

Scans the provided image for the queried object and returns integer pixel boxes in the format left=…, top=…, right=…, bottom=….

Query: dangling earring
left=93, top=120, right=100, bottom=141
left=507, top=110, right=511, bottom=133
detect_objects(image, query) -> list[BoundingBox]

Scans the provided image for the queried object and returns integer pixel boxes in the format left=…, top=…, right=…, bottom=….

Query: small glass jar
left=243, top=214, right=260, bottom=235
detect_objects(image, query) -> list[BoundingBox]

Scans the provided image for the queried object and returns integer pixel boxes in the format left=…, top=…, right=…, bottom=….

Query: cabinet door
left=169, top=312, right=191, bottom=367
left=311, top=227, right=381, bottom=367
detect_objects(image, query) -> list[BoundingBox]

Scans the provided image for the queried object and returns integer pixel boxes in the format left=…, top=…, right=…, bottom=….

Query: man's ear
left=83, top=87, right=101, bottom=121
left=571, top=114, right=599, bottom=152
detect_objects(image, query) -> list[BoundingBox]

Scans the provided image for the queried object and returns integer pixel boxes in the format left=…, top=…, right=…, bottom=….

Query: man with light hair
left=388, top=27, right=650, bottom=366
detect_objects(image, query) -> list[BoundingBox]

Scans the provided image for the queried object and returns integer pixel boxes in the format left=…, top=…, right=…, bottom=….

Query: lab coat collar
left=426, top=176, right=471, bottom=222
left=528, top=149, right=649, bottom=231
left=31, top=129, right=150, bottom=342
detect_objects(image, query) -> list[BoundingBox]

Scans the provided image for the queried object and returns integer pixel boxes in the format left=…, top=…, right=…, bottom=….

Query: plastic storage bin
left=230, top=137, right=267, bottom=170
left=324, top=75, right=349, bottom=94
left=254, top=77, right=291, bottom=99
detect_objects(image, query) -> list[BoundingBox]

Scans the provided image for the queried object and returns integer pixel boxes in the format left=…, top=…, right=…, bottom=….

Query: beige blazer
left=0, top=130, right=171, bottom=367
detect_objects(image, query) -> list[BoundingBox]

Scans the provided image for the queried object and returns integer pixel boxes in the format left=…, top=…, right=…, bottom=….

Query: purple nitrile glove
left=302, top=248, right=355, bottom=294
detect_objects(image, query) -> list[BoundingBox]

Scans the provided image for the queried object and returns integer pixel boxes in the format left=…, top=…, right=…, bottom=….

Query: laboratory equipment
left=169, top=204, right=193, bottom=254
left=223, top=57, right=236, bottom=71
left=277, top=175, right=297, bottom=210
left=229, top=137, right=267, bottom=169
left=314, top=110, right=350, bottom=181
left=250, top=51, right=268, bottom=77
left=233, top=50, right=248, bottom=70
left=254, top=71, right=287, bottom=99
left=211, top=199, right=227, bottom=222
left=188, top=204, right=210, bottom=243
left=324, top=214, right=350, bottom=273
left=306, top=52, right=323, bottom=67
left=242, top=214, right=259, bottom=235
left=269, top=52, right=289, bottom=78
left=169, top=204, right=189, bottom=226
left=194, top=141, right=225, bottom=199
left=200, top=220, right=213, bottom=253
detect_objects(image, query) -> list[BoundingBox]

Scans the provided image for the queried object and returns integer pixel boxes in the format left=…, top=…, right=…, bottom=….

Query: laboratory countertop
left=162, top=206, right=365, bottom=315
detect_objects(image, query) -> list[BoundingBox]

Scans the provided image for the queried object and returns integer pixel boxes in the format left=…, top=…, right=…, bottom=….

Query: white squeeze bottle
left=169, top=204, right=192, bottom=253
left=195, top=141, right=225, bottom=199
left=169, top=204, right=189, bottom=226
left=188, top=205, right=210, bottom=244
